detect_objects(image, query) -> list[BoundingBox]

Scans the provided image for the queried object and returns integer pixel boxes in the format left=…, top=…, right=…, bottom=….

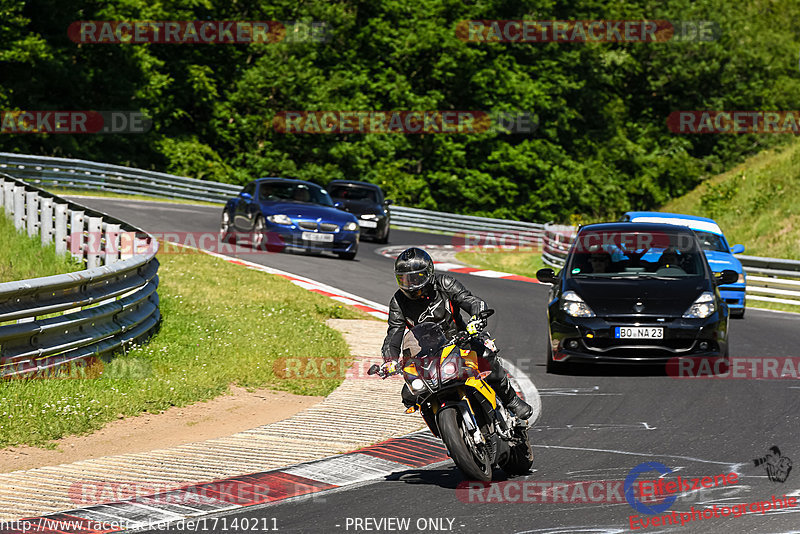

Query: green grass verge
left=0, top=213, right=84, bottom=282
left=45, top=187, right=223, bottom=207
left=661, top=137, right=800, bottom=260
left=0, top=246, right=373, bottom=448
left=455, top=249, right=546, bottom=278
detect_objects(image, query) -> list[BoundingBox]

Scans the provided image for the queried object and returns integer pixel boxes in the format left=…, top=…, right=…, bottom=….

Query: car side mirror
left=715, top=269, right=739, bottom=286
left=239, top=192, right=252, bottom=201
left=536, top=268, right=556, bottom=284
left=384, top=199, right=393, bottom=205
left=334, top=201, right=345, bottom=209
left=730, top=244, right=745, bottom=254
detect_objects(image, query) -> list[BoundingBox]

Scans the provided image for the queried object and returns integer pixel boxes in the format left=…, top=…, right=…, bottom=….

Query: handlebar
left=367, top=363, right=402, bottom=379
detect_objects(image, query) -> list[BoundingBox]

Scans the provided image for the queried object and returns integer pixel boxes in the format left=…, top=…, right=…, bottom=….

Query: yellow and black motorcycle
left=369, top=309, right=533, bottom=481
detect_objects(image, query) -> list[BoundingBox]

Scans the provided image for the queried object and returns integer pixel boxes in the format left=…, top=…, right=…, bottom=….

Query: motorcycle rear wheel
left=437, top=407, right=492, bottom=481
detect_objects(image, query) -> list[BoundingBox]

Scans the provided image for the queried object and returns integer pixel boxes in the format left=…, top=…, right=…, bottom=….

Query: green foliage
left=0, top=0, right=798, bottom=221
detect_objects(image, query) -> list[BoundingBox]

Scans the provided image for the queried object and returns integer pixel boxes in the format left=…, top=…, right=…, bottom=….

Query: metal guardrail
left=0, top=152, right=240, bottom=204
left=0, top=152, right=546, bottom=246
left=541, top=224, right=800, bottom=308
left=0, top=172, right=160, bottom=378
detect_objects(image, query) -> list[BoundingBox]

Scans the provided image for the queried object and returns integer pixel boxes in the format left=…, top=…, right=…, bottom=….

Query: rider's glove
left=466, top=315, right=484, bottom=336
left=380, top=359, right=400, bottom=375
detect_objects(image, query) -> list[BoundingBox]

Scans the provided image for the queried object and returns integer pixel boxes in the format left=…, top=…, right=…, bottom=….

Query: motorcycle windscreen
left=401, top=322, right=447, bottom=360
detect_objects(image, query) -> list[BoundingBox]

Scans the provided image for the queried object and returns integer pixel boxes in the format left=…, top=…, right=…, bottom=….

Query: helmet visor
left=396, top=269, right=431, bottom=291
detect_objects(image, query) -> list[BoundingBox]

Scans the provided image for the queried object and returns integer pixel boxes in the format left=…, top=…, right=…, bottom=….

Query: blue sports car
left=220, top=178, right=360, bottom=259
left=621, top=212, right=746, bottom=318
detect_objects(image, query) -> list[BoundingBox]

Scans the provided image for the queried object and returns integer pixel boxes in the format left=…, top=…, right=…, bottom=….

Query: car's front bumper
left=265, top=223, right=359, bottom=253
left=547, top=312, right=728, bottom=364
left=719, top=283, right=746, bottom=310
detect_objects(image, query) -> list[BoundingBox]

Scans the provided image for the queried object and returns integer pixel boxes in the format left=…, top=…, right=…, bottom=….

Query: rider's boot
left=496, top=378, right=533, bottom=420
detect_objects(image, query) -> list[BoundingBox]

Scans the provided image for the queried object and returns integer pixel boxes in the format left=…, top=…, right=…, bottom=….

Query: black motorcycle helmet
left=394, top=247, right=434, bottom=299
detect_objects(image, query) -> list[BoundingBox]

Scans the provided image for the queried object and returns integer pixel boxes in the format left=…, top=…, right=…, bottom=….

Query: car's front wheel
left=251, top=215, right=266, bottom=249
left=546, top=341, right=569, bottom=374
left=376, top=226, right=390, bottom=244
left=337, top=247, right=358, bottom=260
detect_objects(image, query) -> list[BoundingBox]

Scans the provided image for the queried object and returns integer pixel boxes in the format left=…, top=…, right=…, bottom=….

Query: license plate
left=359, top=220, right=378, bottom=228
left=615, top=327, right=663, bottom=339
left=301, top=232, right=334, bottom=242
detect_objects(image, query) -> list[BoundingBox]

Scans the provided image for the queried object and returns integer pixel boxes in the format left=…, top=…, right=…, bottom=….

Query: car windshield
left=329, top=185, right=378, bottom=203
left=692, top=230, right=729, bottom=253
left=567, top=230, right=705, bottom=278
left=401, top=322, right=447, bottom=361
left=258, top=182, right=334, bottom=206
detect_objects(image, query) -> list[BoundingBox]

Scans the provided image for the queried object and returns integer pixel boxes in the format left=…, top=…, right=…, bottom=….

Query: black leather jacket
left=381, top=273, right=487, bottom=362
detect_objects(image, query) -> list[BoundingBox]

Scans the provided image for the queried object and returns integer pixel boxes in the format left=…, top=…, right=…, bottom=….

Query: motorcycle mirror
left=479, top=309, right=495, bottom=319
left=367, top=364, right=380, bottom=375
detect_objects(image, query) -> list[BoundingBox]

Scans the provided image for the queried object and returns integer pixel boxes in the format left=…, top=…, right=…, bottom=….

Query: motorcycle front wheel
left=437, top=407, right=492, bottom=481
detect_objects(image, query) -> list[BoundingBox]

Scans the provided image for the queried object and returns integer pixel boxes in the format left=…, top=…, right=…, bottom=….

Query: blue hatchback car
left=220, top=178, right=360, bottom=259
left=621, top=212, right=746, bottom=318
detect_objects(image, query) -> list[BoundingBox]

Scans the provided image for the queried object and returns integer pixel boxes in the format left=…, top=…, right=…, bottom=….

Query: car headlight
left=683, top=291, right=716, bottom=319
left=343, top=221, right=359, bottom=231
left=737, top=273, right=745, bottom=284
left=360, top=214, right=379, bottom=220
left=561, top=291, right=595, bottom=318
left=410, top=378, right=425, bottom=392
left=267, top=214, right=292, bottom=225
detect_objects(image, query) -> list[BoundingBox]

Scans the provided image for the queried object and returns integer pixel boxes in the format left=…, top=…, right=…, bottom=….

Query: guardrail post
left=105, top=223, right=120, bottom=264
left=54, top=203, right=68, bottom=254
left=69, top=210, right=84, bottom=260
left=86, top=216, right=102, bottom=268
left=119, top=231, right=136, bottom=260
left=2, top=181, right=13, bottom=214
left=13, top=186, right=25, bottom=230
left=40, top=198, right=54, bottom=245
left=26, top=191, right=39, bottom=237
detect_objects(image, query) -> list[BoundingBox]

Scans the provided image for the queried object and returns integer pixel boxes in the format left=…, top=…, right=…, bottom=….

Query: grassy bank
left=0, top=213, right=84, bottom=282
left=455, top=249, right=546, bottom=278
left=661, top=137, right=800, bottom=260
left=45, top=187, right=222, bottom=207
left=0, top=246, right=370, bottom=448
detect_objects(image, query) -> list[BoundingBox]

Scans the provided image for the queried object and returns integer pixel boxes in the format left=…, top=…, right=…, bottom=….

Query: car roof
left=579, top=221, right=699, bottom=234
left=254, top=177, right=322, bottom=188
left=328, top=180, right=382, bottom=190
left=623, top=211, right=723, bottom=235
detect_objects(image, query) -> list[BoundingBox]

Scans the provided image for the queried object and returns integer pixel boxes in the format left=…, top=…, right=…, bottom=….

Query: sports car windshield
left=258, top=182, right=334, bottom=206
left=692, top=230, right=730, bottom=253
left=567, top=230, right=705, bottom=279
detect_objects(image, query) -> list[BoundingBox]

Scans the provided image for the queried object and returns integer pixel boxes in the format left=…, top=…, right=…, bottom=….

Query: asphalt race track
left=74, top=197, right=800, bottom=533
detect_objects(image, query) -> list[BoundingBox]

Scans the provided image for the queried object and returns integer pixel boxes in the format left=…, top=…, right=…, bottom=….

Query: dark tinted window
left=693, top=230, right=729, bottom=253
left=567, top=229, right=705, bottom=278
left=258, top=182, right=333, bottom=206
left=329, top=185, right=378, bottom=203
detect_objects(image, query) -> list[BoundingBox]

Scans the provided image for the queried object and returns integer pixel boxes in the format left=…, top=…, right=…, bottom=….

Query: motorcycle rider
left=381, top=247, right=533, bottom=419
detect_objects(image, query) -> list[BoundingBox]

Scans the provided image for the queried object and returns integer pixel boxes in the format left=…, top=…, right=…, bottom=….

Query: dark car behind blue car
left=220, top=178, right=360, bottom=259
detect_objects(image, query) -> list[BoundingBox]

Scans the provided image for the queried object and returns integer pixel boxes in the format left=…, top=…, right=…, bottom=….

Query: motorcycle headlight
left=683, top=291, right=716, bottom=319
left=561, top=291, right=595, bottom=318
left=267, top=214, right=292, bottom=225
left=410, top=378, right=425, bottom=392
left=442, top=361, right=457, bottom=378
left=343, top=221, right=359, bottom=231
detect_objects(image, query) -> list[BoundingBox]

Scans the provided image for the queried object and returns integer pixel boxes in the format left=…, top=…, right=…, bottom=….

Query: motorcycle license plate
left=615, top=327, right=663, bottom=339
left=301, top=232, right=334, bottom=242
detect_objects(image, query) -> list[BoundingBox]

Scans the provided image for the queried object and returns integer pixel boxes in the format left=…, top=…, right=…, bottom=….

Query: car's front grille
left=298, top=221, right=317, bottom=230
left=319, top=223, right=339, bottom=232
left=584, top=337, right=697, bottom=351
